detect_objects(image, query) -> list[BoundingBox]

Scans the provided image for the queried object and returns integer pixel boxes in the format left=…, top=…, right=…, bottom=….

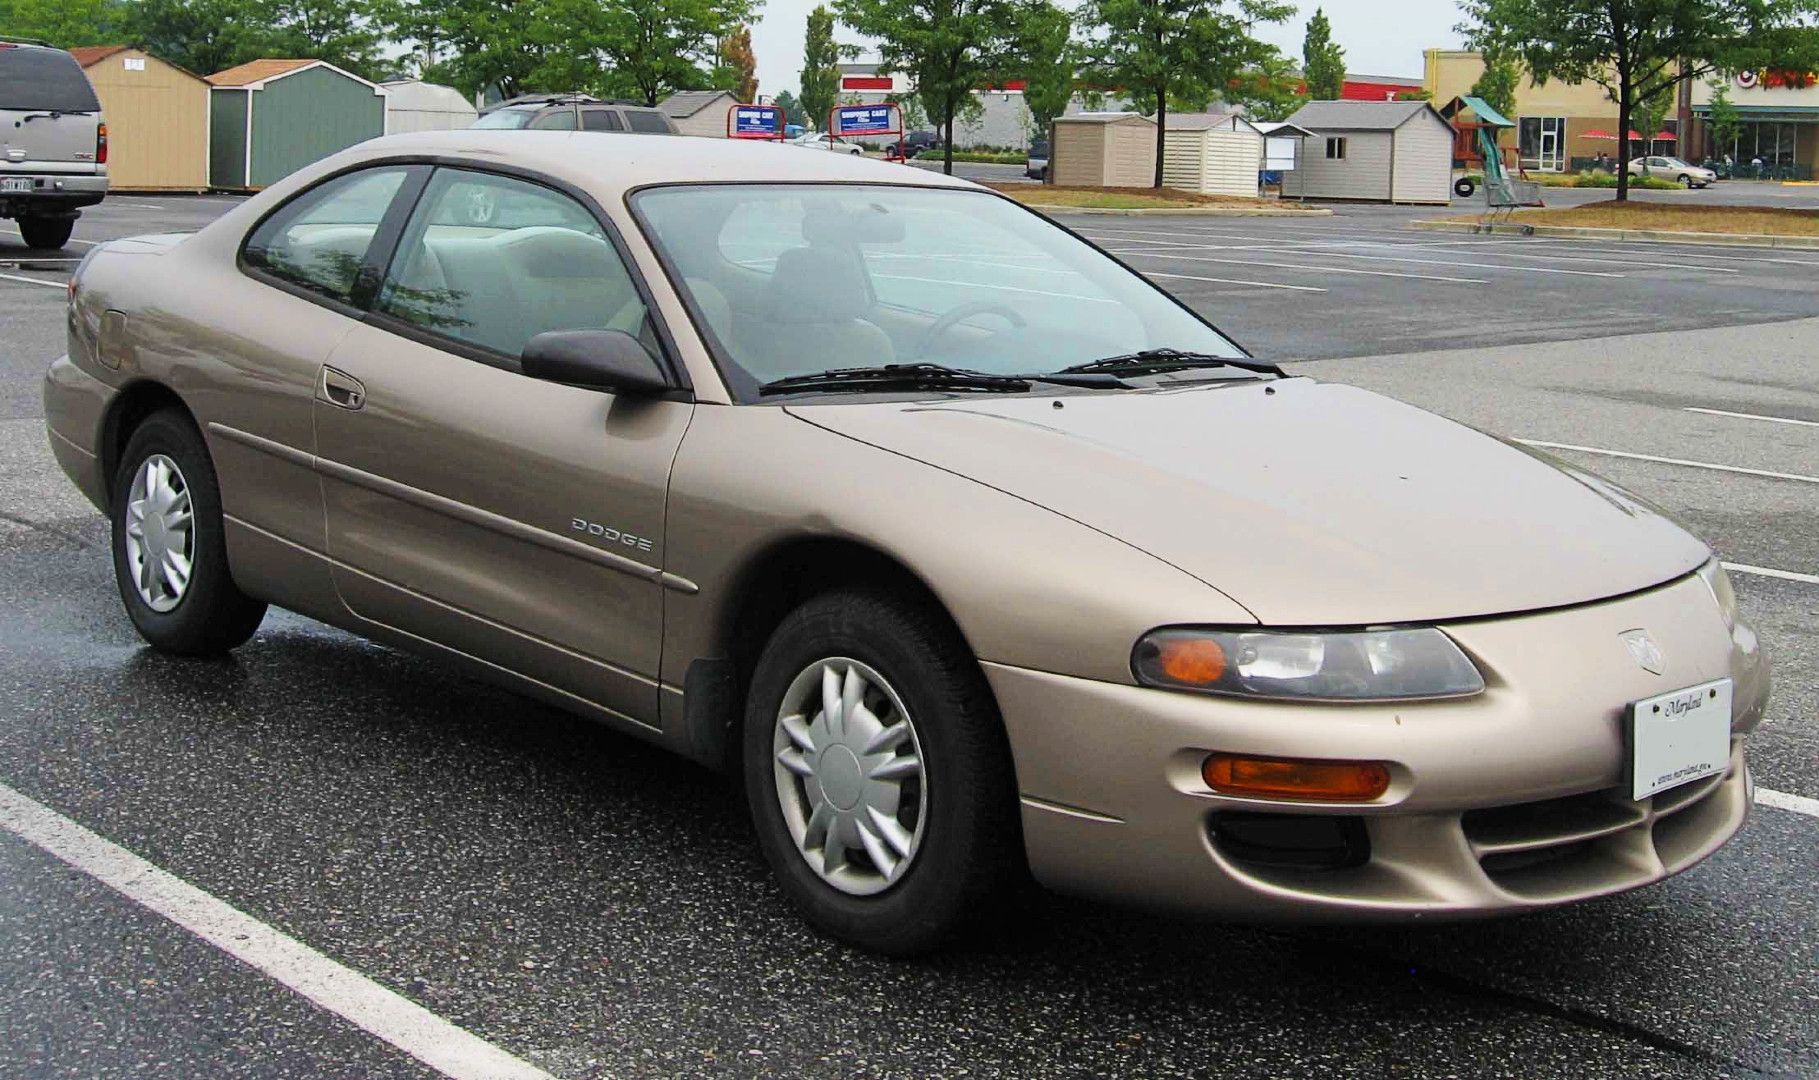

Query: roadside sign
left=728, top=104, right=786, bottom=140
left=831, top=104, right=899, bottom=137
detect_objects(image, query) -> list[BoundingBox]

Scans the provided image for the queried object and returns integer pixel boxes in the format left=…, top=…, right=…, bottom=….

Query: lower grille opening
left=1210, top=811, right=1369, bottom=871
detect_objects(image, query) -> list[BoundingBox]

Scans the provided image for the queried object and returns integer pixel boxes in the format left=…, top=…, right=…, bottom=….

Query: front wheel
left=18, top=215, right=74, bottom=250
left=742, top=589, right=1019, bottom=955
left=110, top=409, right=267, bottom=655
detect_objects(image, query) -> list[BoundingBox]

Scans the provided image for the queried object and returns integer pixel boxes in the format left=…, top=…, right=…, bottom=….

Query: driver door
left=313, top=166, right=692, bottom=728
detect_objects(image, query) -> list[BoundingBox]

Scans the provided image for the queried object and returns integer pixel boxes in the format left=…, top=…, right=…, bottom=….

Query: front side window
left=633, top=184, right=1240, bottom=398
left=529, top=108, right=578, bottom=131
left=375, top=168, right=650, bottom=361
left=242, top=166, right=412, bottom=304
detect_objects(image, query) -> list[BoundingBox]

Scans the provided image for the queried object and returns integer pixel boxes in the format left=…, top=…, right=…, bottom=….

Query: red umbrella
left=1582, top=129, right=1616, bottom=140
left=1651, top=130, right=1677, bottom=141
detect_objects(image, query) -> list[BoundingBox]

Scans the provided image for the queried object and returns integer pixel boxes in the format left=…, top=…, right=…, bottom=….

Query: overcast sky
left=748, top=0, right=1469, bottom=99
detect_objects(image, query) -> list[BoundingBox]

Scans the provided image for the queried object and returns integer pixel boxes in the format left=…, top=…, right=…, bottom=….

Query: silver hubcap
left=772, top=658, right=927, bottom=896
left=123, top=454, right=194, bottom=613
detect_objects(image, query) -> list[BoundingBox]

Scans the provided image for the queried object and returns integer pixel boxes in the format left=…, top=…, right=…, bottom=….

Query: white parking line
left=1107, top=247, right=1488, bottom=285
left=1311, top=239, right=1742, bottom=272
left=0, top=782, right=555, bottom=1080
left=1724, top=562, right=1819, bottom=585
left=1145, top=270, right=1325, bottom=293
left=1759, top=788, right=1819, bottom=818
left=1081, top=229, right=1627, bottom=278
left=1684, top=407, right=1819, bottom=428
left=0, top=270, right=65, bottom=289
left=1517, top=440, right=1819, bottom=484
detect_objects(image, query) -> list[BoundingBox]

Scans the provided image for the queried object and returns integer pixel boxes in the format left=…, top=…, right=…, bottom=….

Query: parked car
left=1025, top=138, right=1049, bottom=180
left=0, top=39, right=108, bottom=249
left=474, top=93, right=677, bottom=135
left=903, top=130, right=941, bottom=156
left=1629, top=155, right=1717, bottom=188
left=49, top=131, right=1769, bottom=955
left=789, top=131, right=864, bottom=155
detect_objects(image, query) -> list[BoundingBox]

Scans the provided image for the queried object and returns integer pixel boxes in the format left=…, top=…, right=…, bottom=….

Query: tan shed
left=659, top=90, right=740, bottom=137
left=68, top=46, right=210, bottom=192
left=1050, top=113, right=1156, bottom=187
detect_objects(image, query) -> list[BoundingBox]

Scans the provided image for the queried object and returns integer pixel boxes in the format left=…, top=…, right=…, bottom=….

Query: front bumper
left=988, top=571, right=1768, bottom=920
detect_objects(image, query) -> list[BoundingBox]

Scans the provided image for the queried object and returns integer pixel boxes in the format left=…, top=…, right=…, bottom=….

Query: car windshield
left=472, top=107, right=536, bottom=129
left=0, top=47, right=101, bottom=112
left=633, top=184, right=1242, bottom=398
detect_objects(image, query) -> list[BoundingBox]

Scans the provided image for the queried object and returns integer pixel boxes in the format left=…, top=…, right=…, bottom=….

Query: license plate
left=0, top=177, right=32, bottom=193
left=1627, top=678, right=1732, bottom=800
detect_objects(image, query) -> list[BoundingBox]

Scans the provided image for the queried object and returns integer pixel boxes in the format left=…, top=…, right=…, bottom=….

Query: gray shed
left=1280, top=101, right=1455, bottom=204
left=659, top=90, right=740, bottom=137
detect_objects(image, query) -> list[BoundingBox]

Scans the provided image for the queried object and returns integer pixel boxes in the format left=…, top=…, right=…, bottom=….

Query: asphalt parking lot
left=2, top=195, right=1817, bottom=1080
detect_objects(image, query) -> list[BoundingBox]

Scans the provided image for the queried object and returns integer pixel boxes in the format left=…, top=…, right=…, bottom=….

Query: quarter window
left=375, top=168, right=652, bottom=361
left=626, top=111, right=672, bottom=133
left=1325, top=137, right=1347, bottom=160
left=242, top=166, right=412, bottom=304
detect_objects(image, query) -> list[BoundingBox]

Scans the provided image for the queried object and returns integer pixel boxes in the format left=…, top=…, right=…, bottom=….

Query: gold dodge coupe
left=46, top=132, right=1769, bottom=953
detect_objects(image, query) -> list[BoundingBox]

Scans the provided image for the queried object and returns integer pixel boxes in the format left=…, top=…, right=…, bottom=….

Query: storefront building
left=1688, top=72, right=1818, bottom=177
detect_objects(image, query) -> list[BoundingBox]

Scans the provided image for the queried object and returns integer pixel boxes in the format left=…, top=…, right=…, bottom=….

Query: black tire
left=742, top=588, right=1019, bottom=955
left=1453, top=177, right=1476, bottom=198
left=1679, top=175, right=1694, bottom=189
left=18, top=216, right=74, bottom=250
left=109, top=409, right=266, bottom=655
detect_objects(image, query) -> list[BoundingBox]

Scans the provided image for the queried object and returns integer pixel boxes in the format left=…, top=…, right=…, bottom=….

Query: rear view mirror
left=521, top=329, right=670, bottom=395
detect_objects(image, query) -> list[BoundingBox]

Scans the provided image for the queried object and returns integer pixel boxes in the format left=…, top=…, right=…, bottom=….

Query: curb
left=1411, top=218, right=1819, bottom=249
left=1036, top=206, right=1335, bottom=217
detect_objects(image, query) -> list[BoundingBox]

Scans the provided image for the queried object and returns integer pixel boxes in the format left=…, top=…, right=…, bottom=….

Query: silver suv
left=0, top=40, right=107, bottom=249
left=473, top=93, right=678, bottom=135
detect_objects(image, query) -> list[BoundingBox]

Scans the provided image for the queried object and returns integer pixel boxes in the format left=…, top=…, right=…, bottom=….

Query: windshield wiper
left=759, top=363, right=1034, bottom=396
left=1058, top=348, right=1283, bottom=378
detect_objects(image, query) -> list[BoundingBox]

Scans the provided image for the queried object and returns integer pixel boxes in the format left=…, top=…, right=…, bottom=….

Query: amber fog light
left=1203, top=753, right=1391, bottom=802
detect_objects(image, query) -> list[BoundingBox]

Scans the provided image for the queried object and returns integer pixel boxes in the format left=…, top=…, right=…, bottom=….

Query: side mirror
left=521, top=329, right=670, bottom=395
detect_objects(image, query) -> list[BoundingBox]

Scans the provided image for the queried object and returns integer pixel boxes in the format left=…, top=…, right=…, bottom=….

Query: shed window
left=1325, top=137, right=1347, bottom=160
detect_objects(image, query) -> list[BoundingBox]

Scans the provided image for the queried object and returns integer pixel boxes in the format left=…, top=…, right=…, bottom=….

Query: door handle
left=318, top=366, right=366, bottom=411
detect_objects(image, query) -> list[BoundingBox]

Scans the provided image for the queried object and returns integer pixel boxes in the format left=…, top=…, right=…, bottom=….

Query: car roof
left=340, top=130, right=980, bottom=195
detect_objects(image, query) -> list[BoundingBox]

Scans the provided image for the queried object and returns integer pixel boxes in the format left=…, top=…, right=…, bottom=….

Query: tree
left=799, top=5, right=842, bottom=130
left=719, top=24, right=758, bottom=101
left=835, top=0, right=1018, bottom=173
left=1011, top=0, right=1075, bottom=140
left=1226, top=47, right=1305, bottom=121
left=263, top=0, right=387, bottom=79
left=386, top=0, right=569, bottom=97
left=544, top=0, right=757, bottom=106
left=1078, top=0, right=1292, bottom=187
left=772, top=88, right=802, bottom=127
left=1706, top=80, right=1742, bottom=161
left=1630, top=81, right=1676, bottom=158
left=123, top=0, right=281, bottom=77
left=1460, top=0, right=1819, bottom=200
left=1301, top=6, right=1344, bottom=100
left=0, top=0, right=131, bottom=47
left=1468, top=48, right=1520, bottom=119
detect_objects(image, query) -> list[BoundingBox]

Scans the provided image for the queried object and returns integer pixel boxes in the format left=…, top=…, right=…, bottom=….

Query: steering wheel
left=913, top=301, right=1027, bottom=358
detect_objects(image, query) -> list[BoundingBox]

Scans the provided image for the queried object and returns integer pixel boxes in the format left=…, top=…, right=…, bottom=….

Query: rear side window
left=625, top=111, right=671, bottom=133
left=582, top=109, right=624, bottom=131
left=0, top=48, right=101, bottom=113
left=529, top=108, right=577, bottom=131
left=242, top=167, right=412, bottom=304
left=375, top=168, right=651, bottom=361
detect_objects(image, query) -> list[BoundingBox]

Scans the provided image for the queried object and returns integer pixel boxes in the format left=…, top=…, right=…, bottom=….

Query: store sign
left=832, top=104, right=898, bottom=136
left=731, top=105, right=784, bottom=138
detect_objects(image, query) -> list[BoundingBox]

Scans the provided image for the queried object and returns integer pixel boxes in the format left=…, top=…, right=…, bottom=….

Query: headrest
left=763, top=246, right=870, bottom=324
left=496, top=227, right=616, bottom=279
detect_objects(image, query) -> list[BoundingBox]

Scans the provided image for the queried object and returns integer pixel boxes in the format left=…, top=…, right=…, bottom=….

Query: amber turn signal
left=1202, top=754, right=1391, bottom=802
left=1156, top=636, right=1226, bottom=685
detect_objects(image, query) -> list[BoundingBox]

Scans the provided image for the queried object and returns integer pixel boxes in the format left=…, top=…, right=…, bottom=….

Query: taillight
left=96, top=123, right=108, bottom=165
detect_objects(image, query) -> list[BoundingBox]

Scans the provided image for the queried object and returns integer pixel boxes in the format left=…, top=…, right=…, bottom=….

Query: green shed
left=206, top=59, right=385, bottom=190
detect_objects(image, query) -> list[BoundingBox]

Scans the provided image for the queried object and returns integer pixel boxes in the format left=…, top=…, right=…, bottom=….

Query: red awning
left=1651, top=130, right=1677, bottom=141
left=1581, top=129, right=1646, bottom=140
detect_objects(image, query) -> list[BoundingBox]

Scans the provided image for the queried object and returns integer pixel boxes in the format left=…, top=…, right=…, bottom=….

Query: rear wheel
left=1679, top=174, right=1694, bottom=189
left=110, top=409, right=267, bottom=655
left=742, top=589, right=1019, bottom=955
left=18, top=215, right=74, bottom=250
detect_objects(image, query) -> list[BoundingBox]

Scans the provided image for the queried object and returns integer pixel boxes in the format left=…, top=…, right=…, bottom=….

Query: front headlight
left=1133, top=627, right=1485, bottom=702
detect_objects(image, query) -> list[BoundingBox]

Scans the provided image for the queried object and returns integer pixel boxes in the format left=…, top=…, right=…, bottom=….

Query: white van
left=0, top=39, right=108, bottom=249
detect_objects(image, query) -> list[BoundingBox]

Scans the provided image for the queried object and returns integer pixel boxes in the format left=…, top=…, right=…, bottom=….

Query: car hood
left=786, top=378, right=1710, bottom=625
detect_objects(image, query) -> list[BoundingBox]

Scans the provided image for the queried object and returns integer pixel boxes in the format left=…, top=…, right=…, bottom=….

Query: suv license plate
left=0, top=177, right=33, bottom=193
left=1627, top=678, right=1732, bottom=800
